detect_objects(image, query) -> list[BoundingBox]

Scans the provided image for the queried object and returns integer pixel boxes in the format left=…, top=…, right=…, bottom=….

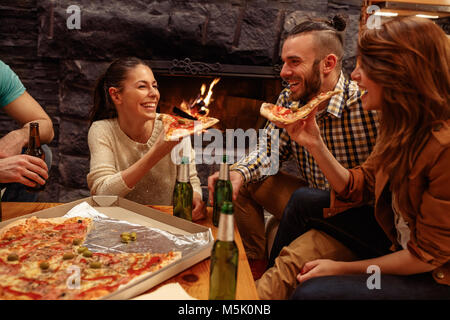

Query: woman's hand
left=297, top=259, right=345, bottom=284
left=151, top=131, right=181, bottom=158
left=192, top=192, right=206, bottom=221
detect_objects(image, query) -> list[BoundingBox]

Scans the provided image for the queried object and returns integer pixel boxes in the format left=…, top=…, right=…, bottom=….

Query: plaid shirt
left=232, top=72, right=379, bottom=190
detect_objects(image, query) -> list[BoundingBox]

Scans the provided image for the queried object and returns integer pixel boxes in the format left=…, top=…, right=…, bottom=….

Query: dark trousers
left=268, top=187, right=391, bottom=268
left=0, top=145, right=52, bottom=202
left=291, top=273, right=450, bottom=300
left=269, top=187, right=450, bottom=300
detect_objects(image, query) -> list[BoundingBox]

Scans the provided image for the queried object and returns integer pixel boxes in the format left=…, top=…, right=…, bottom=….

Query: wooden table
left=0, top=202, right=259, bottom=300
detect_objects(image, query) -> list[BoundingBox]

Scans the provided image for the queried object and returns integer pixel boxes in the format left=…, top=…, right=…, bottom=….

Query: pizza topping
left=2, top=286, right=42, bottom=300
left=18, top=276, right=49, bottom=286
left=77, top=246, right=88, bottom=254
left=62, top=253, right=75, bottom=260
left=89, top=262, right=102, bottom=269
left=39, top=261, right=50, bottom=270
left=120, top=232, right=137, bottom=243
left=82, top=250, right=93, bottom=258
left=0, top=235, right=26, bottom=248
left=127, top=256, right=161, bottom=276
left=82, top=275, right=118, bottom=282
left=7, top=253, right=19, bottom=262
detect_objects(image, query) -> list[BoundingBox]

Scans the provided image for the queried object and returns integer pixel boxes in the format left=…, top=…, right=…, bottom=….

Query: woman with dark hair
left=87, top=57, right=206, bottom=220
left=268, top=16, right=450, bottom=299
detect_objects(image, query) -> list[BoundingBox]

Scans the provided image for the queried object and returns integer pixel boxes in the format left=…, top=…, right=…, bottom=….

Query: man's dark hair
left=286, top=15, right=347, bottom=69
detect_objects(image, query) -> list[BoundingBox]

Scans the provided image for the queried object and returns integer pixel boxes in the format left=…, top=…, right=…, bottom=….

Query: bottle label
left=177, top=164, right=190, bottom=183
left=217, top=214, right=234, bottom=241
left=218, top=163, right=229, bottom=181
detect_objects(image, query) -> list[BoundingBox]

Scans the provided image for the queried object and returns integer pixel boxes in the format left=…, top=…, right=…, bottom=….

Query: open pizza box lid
left=0, top=196, right=214, bottom=300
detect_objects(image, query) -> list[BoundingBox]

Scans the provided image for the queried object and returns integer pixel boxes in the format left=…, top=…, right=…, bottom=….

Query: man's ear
left=322, top=54, right=338, bottom=75
left=108, top=87, right=121, bottom=105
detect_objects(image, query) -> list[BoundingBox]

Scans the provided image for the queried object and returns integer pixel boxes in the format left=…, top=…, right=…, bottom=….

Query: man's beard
left=290, top=60, right=322, bottom=103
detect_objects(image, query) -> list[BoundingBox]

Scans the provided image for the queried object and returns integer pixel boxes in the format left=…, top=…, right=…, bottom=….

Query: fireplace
left=149, top=59, right=285, bottom=199
left=155, top=72, right=283, bottom=132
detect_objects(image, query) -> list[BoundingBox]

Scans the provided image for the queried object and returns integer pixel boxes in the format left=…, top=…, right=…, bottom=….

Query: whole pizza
left=0, top=216, right=181, bottom=300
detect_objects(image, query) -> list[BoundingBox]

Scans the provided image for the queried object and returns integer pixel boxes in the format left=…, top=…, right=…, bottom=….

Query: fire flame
left=180, top=77, right=220, bottom=118
left=203, top=78, right=220, bottom=107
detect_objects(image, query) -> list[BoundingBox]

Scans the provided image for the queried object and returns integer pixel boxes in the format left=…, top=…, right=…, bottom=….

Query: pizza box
left=0, top=195, right=214, bottom=300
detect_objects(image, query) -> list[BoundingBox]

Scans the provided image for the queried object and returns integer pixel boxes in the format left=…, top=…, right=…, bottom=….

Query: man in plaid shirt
left=208, top=16, right=378, bottom=291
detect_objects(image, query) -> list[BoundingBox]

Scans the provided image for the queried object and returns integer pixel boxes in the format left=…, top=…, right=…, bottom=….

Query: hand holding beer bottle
left=25, top=122, right=46, bottom=192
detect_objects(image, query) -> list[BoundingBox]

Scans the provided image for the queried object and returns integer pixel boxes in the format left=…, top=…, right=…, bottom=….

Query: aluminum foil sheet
left=63, top=202, right=211, bottom=258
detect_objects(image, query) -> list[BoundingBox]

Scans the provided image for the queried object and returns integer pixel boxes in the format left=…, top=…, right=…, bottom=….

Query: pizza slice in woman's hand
left=157, top=114, right=219, bottom=141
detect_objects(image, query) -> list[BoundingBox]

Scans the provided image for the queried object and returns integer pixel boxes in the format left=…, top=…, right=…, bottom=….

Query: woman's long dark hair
left=90, top=57, right=148, bottom=123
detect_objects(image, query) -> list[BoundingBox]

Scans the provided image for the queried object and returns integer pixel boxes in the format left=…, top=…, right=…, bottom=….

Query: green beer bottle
left=209, top=201, right=239, bottom=300
left=173, top=156, right=193, bottom=221
left=25, top=122, right=45, bottom=193
left=212, top=155, right=233, bottom=227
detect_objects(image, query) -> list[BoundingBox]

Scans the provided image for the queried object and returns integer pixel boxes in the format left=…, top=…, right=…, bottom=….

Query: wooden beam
left=379, top=7, right=450, bottom=16
left=369, top=0, right=450, bottom=6
left=369, top=0, right=450, bottom=5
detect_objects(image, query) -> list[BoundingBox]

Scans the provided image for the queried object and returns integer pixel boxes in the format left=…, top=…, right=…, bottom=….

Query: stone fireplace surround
left=0, top=0, right=388, bottom=203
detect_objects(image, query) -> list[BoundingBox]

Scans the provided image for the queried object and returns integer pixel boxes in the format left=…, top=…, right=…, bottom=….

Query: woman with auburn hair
left=269, top=16, right=450, bottom=299
left=87, top=57, right=206, bottom=221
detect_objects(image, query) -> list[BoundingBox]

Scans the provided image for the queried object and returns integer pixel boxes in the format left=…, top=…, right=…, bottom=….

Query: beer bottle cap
left=181, top=156, right=189, bottom=165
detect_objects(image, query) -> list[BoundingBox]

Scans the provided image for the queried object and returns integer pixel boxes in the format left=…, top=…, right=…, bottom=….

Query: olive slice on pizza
left=158, top=113, right=219, bottom=141
left=260, top=89, right=343, bottom=125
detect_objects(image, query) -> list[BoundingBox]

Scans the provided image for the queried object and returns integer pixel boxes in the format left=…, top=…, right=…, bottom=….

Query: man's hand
left=208, top=170, right=244, bottom=206
left=192, top=192, right=206, bottom=221
left=0, top=128, right=28, bottom=158
left=0, top=155, right=48, bottom=186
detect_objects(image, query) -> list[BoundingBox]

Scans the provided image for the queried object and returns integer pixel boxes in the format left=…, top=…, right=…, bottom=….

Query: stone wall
left=1, top=0, right=447, bottom=204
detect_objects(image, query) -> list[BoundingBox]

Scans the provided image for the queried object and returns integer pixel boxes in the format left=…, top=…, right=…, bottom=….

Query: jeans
left=0, top=145, right=52, bottom=202
left=233, top=171, right=306, bottom=260
left=268, top=187, right=392, bottom=268
left=291, top=273, right=450, bottom=300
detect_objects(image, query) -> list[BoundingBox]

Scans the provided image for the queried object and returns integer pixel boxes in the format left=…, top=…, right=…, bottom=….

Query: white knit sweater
left=87, top=117, right=202, bottom=205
